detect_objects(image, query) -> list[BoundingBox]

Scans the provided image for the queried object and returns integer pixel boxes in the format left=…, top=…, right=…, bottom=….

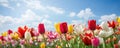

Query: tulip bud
left=40, top=42, right=45, bottom=48
left=68, top=24, right=73, bottom=34
left=24, top=31, right=31, bottom=40
left=88, top=20, right=96, bottom=30
left=38, top=23, right=45, bottom=34
left=60, top=22, right=68, bottom=34
left=8, top=29, right=13, bottom=35
left=91, top=37, right=100, bottom=47
left=54, top=23, right=61, bottom=34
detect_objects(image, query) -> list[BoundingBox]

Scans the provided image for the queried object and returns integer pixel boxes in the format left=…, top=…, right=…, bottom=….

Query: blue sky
left=0, top=0, right=120, bottom=32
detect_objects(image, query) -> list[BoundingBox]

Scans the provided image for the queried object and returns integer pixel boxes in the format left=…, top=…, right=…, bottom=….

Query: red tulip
left=8, top=29, right=13, bottom=35
left=107, top=21, right=116, bottom=28
left=114, top=44, right=119, bottom=48
left=29, top=28, right=36, bottom=37
left=60, top=22, right=68, bottom=34
left=18, top=26, right=28, bottom=38
left=88, top=20, right=96, bottom=30
left=82, top=36, right=92, bottom=46
left=0, top=36, right=4, bottom=41
left=38, top=23, right=45, bottom=34
left=96, top=25, right=102, bottom=30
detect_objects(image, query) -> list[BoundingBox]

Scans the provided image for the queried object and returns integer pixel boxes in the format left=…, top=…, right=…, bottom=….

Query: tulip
left=91, top=37, right=100, bottom=47
left=24, top=31, right=31, bottom=40
left=100, top=22, right=109, bottom=31
left=98, top=27, right=114, bottom=38
left=10, top=32, right=19, bottom=40
left=54, top=23, right=61, bottom=34
left=60, top=22, right=68, bottom=34
left=56, top=46, right=62, bottom=48
left=0, top=36, right=3, bottom=40
left=96, top=36, right=104, bottom=44
left=96, top=25, right=101, bottom=30
left=114, top=44, right=119, bottom=48
left=2, top=32, right=8, bottom=36
left=108, top=21, right=116, bottom=28
left=18, top=26, right=28, bottom=38
left=118, top=40, right=120, bottom=46
left=40, top=42, right=45, bottom=48
left=29, top=28, right=36, bottom=37
left=38, top=23, right=45, bottom=34
left=88, top=20, right=96, bottom=30
left=117, top=17, right=120, bottom=23
left=73, top=24, right=85, bottom=34
left=47, top=31, right=57, bottom=39
left=68, top=24, right=73, bottom=34
left=20, top=39, right=25, bottom=45
left=82, top=36, right=92, bottom=46
left=7, top=29, right=13, bottom=35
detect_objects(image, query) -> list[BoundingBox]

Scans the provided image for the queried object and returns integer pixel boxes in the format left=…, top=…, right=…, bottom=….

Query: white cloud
left=16, top=3, right=20, bottom=7
left=0, top=9, right=53, bottom=32
left=99, top=14, right=117, bottom=22
left=71, top=20, right=86, bottom=25
left=23, top=0, right=45, bottom=10
left=46, top=6, right=65, bottom=14
left=77, top=8, right=94, bottom=20
left=23, top=0, right=65, bottom=14
left=69, top=12, right=76, bottom=17
left=0, top=0, right=14, bottom=10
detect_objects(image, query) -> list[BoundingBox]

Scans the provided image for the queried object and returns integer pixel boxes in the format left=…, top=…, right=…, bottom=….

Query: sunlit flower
left=88, top=20, right=96, bottom=30
left=60, top=22, right=68, bottom=34
left=25, top=31, right=31, bottom=40
left=98, top=22, right=114, bottom=37
left=47, top=31, right=58, bottom=39
left=40, top=42, right=45, bottom=48
left=73, top=24, right=85, bottom=34
left=7, top=29, right=13, bottom=35
left=18, top=26, right=28, bottom=38
left=38, top=23, right=45, bottom=34
left=54, top=22, right=61, bottom=34
left=91, top=37, right=100, bottom=47
left=10, top=32, right=19, bottom=40
left=68, top=24, right=73, bottom=34
left=2, top=32, right=8, bottom=36
left=108, top=21, right=116, bottom=28
left=117, top=17, right=120, bottom=23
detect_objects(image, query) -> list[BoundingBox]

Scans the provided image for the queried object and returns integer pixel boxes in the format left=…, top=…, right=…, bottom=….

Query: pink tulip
left=20, top=39, right=25, bottom=45
left=38, top=23, right=45, bottom=34
left=91, top=37, right=100, bottom=47
left=47, top=31, right=58, bottom=39
left=60, top=22, right=68, bottom=34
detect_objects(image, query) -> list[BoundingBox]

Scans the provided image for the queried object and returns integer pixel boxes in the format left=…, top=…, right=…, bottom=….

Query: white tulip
left=100, top=22, right=109, bottom=31
left=25, top=31, right=31, bottom=40
left=73, top=24, right=85, bottom=34
left=98, top=27, right=114, bottom=38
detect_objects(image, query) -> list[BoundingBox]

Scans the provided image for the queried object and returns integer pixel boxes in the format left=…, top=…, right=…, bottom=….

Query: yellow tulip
left=2, top=32, right=8, bottom=36
left=117, top=17, right=120, bottom=23
left=10, top=32, right=19, bottom=40
left=57, top=46, right=62, bottom=48
left=68, top=24, right=73, bottom=34
left=54, top=22, right=61, bottom=34
left=40, top=42, right=45, bottom=48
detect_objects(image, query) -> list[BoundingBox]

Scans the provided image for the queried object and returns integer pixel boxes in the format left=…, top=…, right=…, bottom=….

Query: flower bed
left=1, top=18, right=120, bottom=48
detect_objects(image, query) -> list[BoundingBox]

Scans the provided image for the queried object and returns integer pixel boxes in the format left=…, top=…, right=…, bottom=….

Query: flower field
left=1, top=17, right=120, bottom=48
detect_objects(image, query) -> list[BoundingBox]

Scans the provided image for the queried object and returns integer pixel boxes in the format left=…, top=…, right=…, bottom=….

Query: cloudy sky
left=0, top=0, right=120, bottom=32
